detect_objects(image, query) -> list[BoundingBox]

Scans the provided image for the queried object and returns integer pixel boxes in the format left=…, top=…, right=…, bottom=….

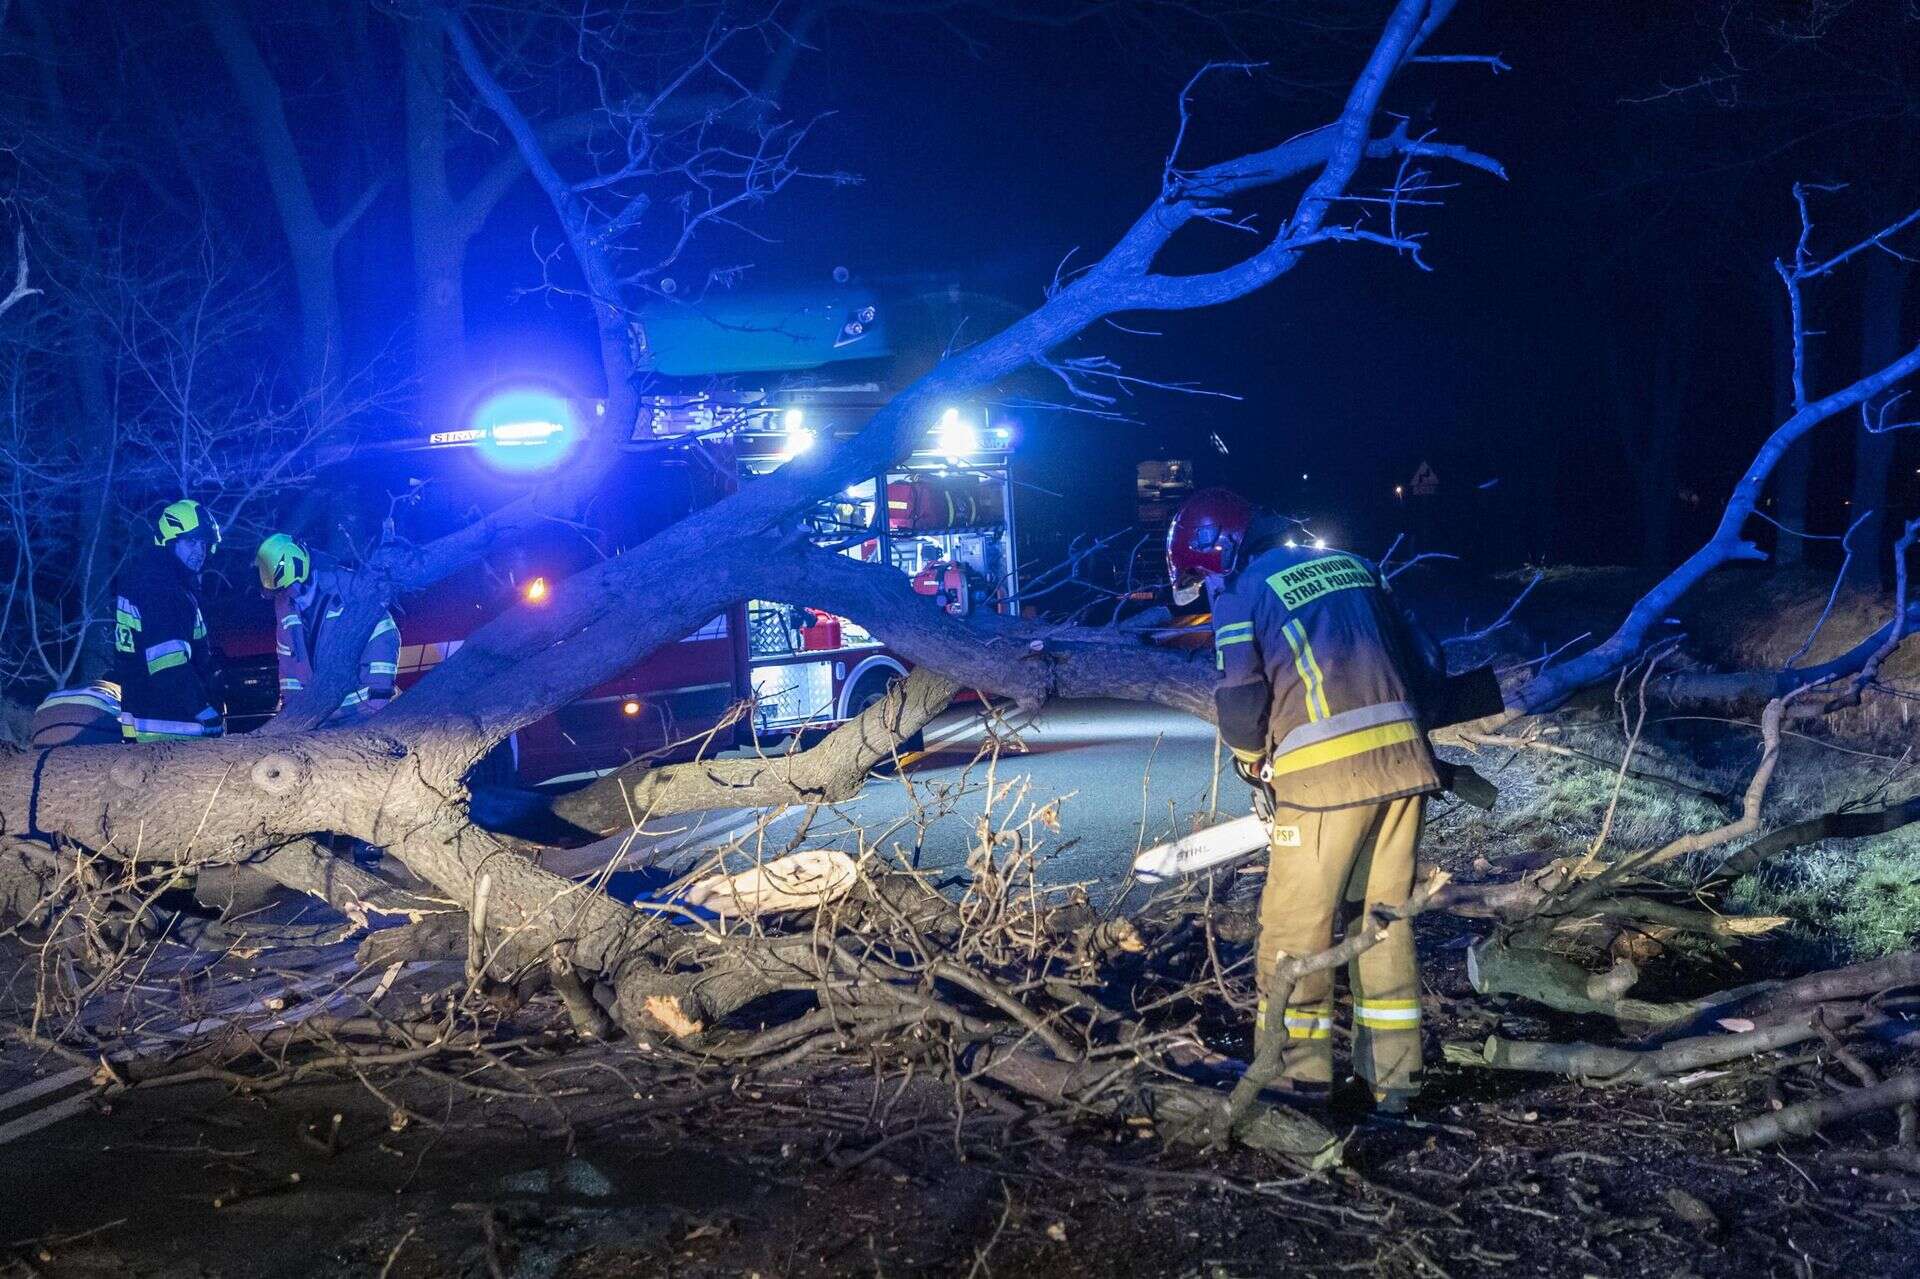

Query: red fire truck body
left=211, top=386, right=1020, bottom=788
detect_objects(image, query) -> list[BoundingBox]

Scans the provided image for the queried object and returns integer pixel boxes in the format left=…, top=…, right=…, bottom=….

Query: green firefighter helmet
left=154, top=498, right=221, bottom=551
left=255, top=532, right=312, bottom=592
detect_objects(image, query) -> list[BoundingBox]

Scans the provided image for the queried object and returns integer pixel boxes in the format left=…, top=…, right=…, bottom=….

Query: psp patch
left=1272, top=825, right=1302, bottom=848
left=1266, top=554, right=1375, bottom=610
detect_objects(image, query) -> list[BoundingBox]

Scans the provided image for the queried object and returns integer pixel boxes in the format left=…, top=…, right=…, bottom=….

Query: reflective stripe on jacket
left=30, top=682, right=125, bottom=747
left=274, top=589, right=401, bottom=721
left=1212, top=543, right=1442, bottom=810
left=108, top=545, right=221, bottom=736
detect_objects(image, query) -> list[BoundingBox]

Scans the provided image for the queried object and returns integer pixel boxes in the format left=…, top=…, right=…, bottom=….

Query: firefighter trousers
left=1253, top=794, right=1425, bottom=1098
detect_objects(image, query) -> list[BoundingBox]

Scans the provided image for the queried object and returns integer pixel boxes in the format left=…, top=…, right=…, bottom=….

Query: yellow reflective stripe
left=1355, top=997, right=1422, bottom=1029
left=1269, top=720, right=1419, bottom=778
left=1280, top=620, right=1330, bottom=721
left=1215, top=621, right=1253, bottom=638
left=1355, top=1004, right=1421, bottom=1028
left=1228, top=745, right=1263, bottom=764
left=1295, top=623, right=1330, bottom=719
left=371, top=617, right=398, bottom=639
left=281, top=678, right=304, bottom=690
left=1280, top=622, right=1315, bottom=720
left=148, top=649, right=188, bottom=674
left=1216, top=630, right=1253, bottom=672
left=42, top=692, right=116, bottom=711
left=366, top=661, right=398, bottom=676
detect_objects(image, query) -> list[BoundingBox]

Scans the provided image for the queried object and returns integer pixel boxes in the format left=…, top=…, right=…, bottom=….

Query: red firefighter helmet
left=1166, top=487, right=1255, bottom=605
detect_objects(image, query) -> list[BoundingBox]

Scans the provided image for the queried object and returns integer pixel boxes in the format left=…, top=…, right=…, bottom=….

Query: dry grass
left=1730, top=823, right=1920, bottom=958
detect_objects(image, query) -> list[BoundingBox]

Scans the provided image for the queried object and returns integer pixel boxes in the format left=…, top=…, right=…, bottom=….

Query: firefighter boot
left=1344, top=794, right=1427, bottom=1102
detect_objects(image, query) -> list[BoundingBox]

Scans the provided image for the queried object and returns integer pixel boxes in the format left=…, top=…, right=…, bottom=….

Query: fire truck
left=208, top=285, right=1022, bottom=788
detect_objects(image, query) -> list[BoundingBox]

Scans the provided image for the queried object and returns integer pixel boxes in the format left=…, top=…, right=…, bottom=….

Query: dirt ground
left=5, top=901, right=1917, bottom=1279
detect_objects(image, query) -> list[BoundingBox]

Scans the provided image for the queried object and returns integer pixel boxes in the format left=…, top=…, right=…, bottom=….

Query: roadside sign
left=1409, top=461, right=1439, bottom=496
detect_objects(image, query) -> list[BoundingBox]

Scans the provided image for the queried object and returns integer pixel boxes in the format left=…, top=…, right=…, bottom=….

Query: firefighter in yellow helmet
left=1169, top=489, right=1459, bottom=1114
left=256, top=533, right=400, bottom=722
left=109, top=500, right=225, bottom=742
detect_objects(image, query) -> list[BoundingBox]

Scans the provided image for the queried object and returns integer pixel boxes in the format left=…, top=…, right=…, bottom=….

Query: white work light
left=936, top=407, right=979, bottom=459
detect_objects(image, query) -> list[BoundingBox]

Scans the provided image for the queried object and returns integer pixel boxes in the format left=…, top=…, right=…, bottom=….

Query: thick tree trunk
left=199, top=0, right=357, bottom=391
left=1846, top=239, right=1910, bottom=585
left=1770, top=292, right=1812, bottom=567
left=0, top=537, right=1209, bottom=1032
left=404, top=20, right=466, bottom=428
left=551, top=667, right=961, bottom=835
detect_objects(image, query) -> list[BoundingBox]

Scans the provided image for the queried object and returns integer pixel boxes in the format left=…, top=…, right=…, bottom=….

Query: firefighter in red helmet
left=1169, top=488, right=1449, bottom=1112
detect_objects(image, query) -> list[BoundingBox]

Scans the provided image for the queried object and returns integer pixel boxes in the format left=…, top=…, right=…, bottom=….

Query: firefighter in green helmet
left=256, top=532, right=400, bottom=722
left=109, top=499, right=226, bottom=742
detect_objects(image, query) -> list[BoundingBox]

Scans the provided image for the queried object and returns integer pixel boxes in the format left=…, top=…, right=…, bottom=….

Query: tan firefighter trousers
left=1254, top=794, right=1425, bottom=1097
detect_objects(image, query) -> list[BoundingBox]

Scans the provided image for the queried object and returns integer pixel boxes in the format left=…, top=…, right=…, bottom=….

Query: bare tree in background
left=0, top=0, right=1505, bottom=1045
left=1627, top=0, right=1920, bottom=581
left=433, top=0, right=851, bottom=433
left=0, top=222, right=358, bottom=697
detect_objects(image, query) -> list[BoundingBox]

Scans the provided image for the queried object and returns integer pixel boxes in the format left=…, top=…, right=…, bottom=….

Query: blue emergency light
left=468, top=387, right=579, bottom=472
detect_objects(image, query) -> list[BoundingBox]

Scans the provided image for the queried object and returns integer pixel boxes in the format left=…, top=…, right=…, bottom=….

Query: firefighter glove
left=1233, top=756, right=1276, bottom=822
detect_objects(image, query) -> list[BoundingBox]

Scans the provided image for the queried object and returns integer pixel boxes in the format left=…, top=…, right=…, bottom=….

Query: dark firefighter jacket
left=1212, top=540, right=1445, bottom=811
left=110, top=545, right=222, bottom=741
left=274, top=587, right=400, bottom=721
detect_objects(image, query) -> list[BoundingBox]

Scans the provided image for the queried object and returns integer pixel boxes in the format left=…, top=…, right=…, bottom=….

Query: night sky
left=447, top=1, right=1918, bottom=571
left=18, top=1, right=1920, bottom=574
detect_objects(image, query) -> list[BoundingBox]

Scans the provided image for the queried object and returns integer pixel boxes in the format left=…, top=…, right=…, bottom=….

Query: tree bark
left=403, top=18, right=467, bottom=427
left=550, top=666, right=961, bottom=835
left=1452, top=1014, right=1827, bottom=1084
left=199, top=0, right=372, bottom=391
left=1846, top=234, right=1911, bottom=585
left=1733, top=1071, right=1920, bottom=1151
left=1770, top=289, right=1813, bottom=567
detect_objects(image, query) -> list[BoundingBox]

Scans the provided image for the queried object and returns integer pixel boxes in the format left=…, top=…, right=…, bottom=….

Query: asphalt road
left=551, top=699, right=1241, bottom=894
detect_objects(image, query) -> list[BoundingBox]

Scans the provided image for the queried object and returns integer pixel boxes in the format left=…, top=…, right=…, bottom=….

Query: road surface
left=549, top=700, right=1242, bottom=894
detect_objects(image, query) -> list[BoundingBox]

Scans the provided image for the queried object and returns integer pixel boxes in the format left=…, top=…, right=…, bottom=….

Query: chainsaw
left=1129, top=761, right=1496, bottom=885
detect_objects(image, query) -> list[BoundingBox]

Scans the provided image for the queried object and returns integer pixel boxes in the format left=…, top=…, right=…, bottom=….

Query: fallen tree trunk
left=967, top=1039, right=1343, bottom=1169
left=1464, top=936, right=1753, bottom=1027
left=1715, top=795, right=1920, bottom=880
left=551, top=668, right=962, bottom=835
left=1727, top=950, right=1920, bottom=1020
left=1646, top=602, right=1920, bottom=711
left=238, top=840, right=454, bottom=925
left=1446, top=1011, right=1833, bottom=1084
left=1733, top=1071, right=1920, bottom=1152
